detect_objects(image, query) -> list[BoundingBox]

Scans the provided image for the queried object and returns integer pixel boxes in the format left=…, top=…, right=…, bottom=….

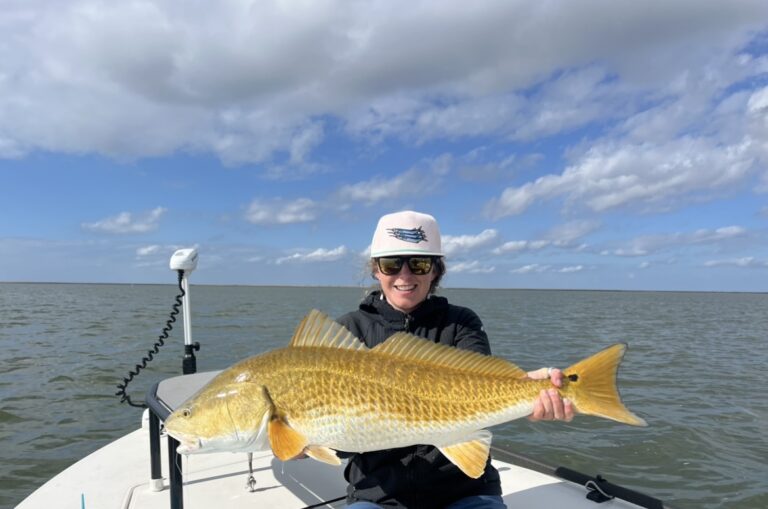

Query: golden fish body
left=165, top=310, right=646, bottom=478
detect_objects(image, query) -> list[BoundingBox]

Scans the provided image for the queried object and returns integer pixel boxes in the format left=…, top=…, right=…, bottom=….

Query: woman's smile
left=378, top=265, right=435, bottom=313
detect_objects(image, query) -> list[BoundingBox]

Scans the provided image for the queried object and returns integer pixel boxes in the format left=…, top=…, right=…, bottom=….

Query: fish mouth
left=176, top=435, right=260, bottom=455
left=174, top=437, right=202, bottom=455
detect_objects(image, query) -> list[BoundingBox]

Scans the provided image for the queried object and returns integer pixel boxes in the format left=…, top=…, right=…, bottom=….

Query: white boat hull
left=18, top=422, right=655, bottom=509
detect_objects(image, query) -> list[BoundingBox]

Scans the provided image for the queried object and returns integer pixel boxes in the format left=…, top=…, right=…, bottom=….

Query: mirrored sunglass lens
left=378, top=257, right=403, bottom=275
left=407, top=257, right=433, bottom=275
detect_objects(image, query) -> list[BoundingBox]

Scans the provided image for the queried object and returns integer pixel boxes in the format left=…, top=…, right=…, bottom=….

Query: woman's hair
left=369, top=257, right=446, bottom=294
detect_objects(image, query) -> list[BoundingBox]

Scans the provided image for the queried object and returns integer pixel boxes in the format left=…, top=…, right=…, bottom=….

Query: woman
left=336, top=211, right=573, bottom=509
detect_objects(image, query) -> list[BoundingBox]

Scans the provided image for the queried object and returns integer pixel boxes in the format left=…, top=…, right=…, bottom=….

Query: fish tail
left=562, top=343, right=647, bottom=426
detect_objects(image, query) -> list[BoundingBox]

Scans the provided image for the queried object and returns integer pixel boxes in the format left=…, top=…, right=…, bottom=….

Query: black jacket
left=335, top=291, right=502, bottom=509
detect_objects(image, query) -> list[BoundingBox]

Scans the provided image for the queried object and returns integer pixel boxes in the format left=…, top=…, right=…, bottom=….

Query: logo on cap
left=386, top=226, right=428, bottom=244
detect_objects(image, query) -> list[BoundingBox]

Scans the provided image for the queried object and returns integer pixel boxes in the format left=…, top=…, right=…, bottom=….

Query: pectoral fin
left=304, top=445, right=341, bottom=465
left=438, top=430, right=493, bottom=479
left=268, top=417, right=308, bottom=461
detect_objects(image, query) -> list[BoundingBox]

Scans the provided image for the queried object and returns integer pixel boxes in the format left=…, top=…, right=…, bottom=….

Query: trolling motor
left=170, top=249, right=200, bottom=375
left=115, top=248, right=201, bottom=407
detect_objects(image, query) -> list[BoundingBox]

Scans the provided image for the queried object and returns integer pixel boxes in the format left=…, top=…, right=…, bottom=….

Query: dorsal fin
left=288, top=309, right=367, bottom=351
left=372, top=332, right=527, bottom=378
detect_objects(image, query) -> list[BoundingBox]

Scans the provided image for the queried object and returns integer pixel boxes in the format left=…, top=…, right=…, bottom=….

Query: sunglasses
left=376, top=256, right=436, bottom=276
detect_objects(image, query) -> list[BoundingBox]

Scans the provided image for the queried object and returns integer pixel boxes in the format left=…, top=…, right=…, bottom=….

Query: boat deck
left=18, top=420, right=645, bottom=509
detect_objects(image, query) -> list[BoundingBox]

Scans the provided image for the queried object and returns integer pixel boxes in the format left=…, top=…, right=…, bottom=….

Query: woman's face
left=375, top=258, right=436, bottom=314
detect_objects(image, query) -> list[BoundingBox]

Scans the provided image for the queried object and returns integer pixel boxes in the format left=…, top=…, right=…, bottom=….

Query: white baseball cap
left=370, top=211, right=443, bottom=257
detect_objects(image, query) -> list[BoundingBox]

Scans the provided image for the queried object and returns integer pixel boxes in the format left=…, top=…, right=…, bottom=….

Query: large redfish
left=164, top=310, right=646, bottom=478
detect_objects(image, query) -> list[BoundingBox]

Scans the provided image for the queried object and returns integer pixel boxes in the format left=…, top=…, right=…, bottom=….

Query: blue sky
left=1, top=1, right=767, bottom=291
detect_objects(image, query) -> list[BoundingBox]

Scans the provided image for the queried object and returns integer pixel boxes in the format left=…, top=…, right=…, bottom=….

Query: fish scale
left=268, top=348, right=515, bottom=423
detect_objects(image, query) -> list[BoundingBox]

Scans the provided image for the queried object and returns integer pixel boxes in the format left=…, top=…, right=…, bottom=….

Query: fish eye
left=181, top=408, right=192, bottom=418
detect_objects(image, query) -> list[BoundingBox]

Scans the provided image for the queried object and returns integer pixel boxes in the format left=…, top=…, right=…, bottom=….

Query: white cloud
left=82, top=207, right=166, bottom=234
left=276, top=245, right=348, bottom=264
left=747, top=86, right=768, bottom=113
left=493, top=240, right=550, bottom=254
left=0, top=136, right=25, bottom=159
left=545, top=220, right=600, bottom=246
left=509, top=67, right=629, bottom=141
left=611, top=225, right=748, bottom=257
left=609, top=247, right=648, bottom=257
left=456, top=151, right=520, bottom=182
left=136, top=245, right=161, bottom=257
left=485, top=137, right=757, bottom=218
left=703, top=257, right=768, bottom=268
left=490, top=221, right=596, bottom=257
left=335, top=159, right=447, bottom=206
left=288, top=122, right=325, bottom=165
left=1, top=1, right=765, bottom=165
left=442, top=229, right=498, bottom=256
left=511, top=263, right=550, bottom=274
left=245, top=198, right=317, bottom=224
left=449, top=261, right=496, bottom=274
left=509, top=263, right=584, bottom=274
left=482, top=45, right=768, bottom=220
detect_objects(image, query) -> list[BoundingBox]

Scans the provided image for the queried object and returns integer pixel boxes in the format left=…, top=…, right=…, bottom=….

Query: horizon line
left=0, top=280, right=765, bottom=295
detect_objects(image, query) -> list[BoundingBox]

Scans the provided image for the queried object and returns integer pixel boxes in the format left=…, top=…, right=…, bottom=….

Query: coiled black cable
left=115, top=270, right=185, bottom=408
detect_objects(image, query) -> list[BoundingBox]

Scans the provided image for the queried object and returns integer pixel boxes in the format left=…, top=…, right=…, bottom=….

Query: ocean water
left=1, top=283, right=767, bottom=509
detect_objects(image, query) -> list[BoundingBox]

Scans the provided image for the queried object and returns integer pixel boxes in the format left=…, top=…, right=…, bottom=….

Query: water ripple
left=2, top=284, right=767, bottom=509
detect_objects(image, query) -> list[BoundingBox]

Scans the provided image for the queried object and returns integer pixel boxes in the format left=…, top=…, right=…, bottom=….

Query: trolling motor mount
left=170, top=248, right=200, bottom=375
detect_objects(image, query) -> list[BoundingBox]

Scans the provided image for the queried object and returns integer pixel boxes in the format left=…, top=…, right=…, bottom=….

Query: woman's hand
left=527, top=367, right=575, bottom=422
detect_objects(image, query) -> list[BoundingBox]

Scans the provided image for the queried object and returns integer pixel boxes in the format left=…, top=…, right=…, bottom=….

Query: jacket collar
left=361, top=290, right=448, bottom=324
